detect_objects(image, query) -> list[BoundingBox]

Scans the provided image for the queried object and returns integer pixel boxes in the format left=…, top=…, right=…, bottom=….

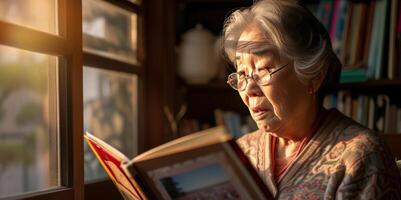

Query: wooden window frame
left=0, top=0, right=147, bottom=199
left=0, top=0, right=83, bottom=199
left=82, top=0, right=145, bottom=199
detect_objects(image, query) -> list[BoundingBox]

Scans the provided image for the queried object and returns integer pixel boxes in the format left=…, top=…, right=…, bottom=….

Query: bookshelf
left=340, top=79, right=401, bottom=90
left=310, top=0, right=401, bottom=159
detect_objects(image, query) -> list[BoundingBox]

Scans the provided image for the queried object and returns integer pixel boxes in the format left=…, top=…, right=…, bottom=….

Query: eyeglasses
left=227, top=62, right=290, bottom=91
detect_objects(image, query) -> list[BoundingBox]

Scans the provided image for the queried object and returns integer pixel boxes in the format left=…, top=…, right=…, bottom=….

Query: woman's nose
left=244, top=77, right=263, bottom=97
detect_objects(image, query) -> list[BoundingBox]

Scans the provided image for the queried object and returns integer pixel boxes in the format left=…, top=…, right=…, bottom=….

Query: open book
left=84, top=126, right=273, bottom=200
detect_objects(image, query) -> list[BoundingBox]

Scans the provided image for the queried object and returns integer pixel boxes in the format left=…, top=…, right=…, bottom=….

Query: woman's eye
left=237, top=72, right=245, bottom=78
left=257, top=67, right=270, bottom=73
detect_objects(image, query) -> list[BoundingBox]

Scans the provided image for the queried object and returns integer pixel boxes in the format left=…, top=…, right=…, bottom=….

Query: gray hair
left=222, top=0, right=341, bottom=97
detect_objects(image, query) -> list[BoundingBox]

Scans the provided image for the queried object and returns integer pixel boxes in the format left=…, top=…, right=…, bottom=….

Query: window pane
left=83, top=0, right=138, bottom=64
left=83, top=67, right=138, bottom=182
left=0, top=0, right=57, bottom=34
left=0, top=45, right=59, bottom=198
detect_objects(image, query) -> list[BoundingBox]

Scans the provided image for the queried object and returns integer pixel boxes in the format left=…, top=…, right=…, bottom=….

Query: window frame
left=0, top=0, right=83, bottom=199
left=82, top=0, right=145, bottom=199
left=0, top=0, right=147, bottom=199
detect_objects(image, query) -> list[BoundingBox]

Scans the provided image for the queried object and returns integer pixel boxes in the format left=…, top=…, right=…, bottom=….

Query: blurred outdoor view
left=0, top=0, right=59, bottom=198
left=0, top=0, right=140, bottom=195
left=0, top=0, right=57, bottom=34
left=82, top=0, right=139, bottom=182
left=83, top=67, right=138, bottom=182
left=83, top=0, right=138, bottom=64
left=0, top=45, right=59, bottom=198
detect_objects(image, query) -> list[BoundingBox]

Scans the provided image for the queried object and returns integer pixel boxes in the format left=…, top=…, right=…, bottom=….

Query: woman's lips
left=252, top=108, right=269, bottom=120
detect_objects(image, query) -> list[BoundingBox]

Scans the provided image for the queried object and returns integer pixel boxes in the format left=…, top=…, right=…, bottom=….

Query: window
left=82, top=0, right=143, bottom=185
left=0, top=44, right=59, bottom=198
left=82, top=0, right=138, bottom=64
left=0, top=0, right=57, bottom=34
left=0, top=0, right=82, bottom=199
left=0, top=0, right=144, bottom=199
left=83, top=67, right=139, bottom=181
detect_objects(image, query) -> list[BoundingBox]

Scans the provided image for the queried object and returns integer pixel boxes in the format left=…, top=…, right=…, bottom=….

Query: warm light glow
left=0, top=0, right=57, bottom=34
left=0, top=44, right=59, bottom=198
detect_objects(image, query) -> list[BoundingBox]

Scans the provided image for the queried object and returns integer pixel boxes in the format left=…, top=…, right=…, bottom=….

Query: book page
left=84, top=132, right=142, bottom=200
left=85, top=132, right=129, bottom=161
left=132, top=126, right=231, bottom=162
left=146, top=152, right=250, bottom=200
left=130, top=143, right=272, bottom=200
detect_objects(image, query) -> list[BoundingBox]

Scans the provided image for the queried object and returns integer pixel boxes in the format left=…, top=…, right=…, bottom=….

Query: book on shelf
left=388, top=0, right=399, bottom=79
left=367, top=0, right=388, bottom=78
left=84, top=126, right=273, bottom=200
left=214, top=109, right=258, bottom=138
left=398, top=1, right=401, bottom=80
left=344, top=2, right=369, bottom=66
left=325, top=93, right=401, bottom=133
left=222, top=111, right=242, bottom=138
left=368, top=96, right=376, bottom=130
left=340, top=68, right=368, bottom=83
left=374, top=95, right=390, bottom=132
left=313, top=0, right=401, bottom=80
left=316, top=0, right=335, bottom=31
left=330, top=0, right=348, bottom=57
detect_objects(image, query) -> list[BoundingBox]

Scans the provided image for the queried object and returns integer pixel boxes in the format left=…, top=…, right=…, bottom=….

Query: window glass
left=0, top=45, right=59, bottom=198
left=83, top=67, right=138, bottom=181
left=83, top=0, right=138, bottom=64
left=0, top=0, right=57, bottom=34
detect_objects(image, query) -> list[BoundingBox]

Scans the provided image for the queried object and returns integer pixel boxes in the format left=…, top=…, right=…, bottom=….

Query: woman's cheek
left=263, top=88, right=289, bottom=119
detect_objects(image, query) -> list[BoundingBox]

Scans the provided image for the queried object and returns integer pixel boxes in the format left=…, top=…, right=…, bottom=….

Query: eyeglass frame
left=227, top=62, right=291, bottom=91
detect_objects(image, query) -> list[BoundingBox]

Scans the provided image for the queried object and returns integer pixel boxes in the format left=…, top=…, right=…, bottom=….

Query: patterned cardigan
left=237, top=109, right=401, bottom=199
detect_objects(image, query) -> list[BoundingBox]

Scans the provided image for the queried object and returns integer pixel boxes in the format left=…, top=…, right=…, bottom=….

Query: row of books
left=313, top=0, right=401, bottom=81
left=324, top=92, right=401, bottom=133
left=179, top=109, right=257, bottom=138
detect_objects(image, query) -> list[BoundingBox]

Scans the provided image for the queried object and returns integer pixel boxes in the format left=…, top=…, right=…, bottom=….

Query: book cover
left=85, top=126, right=273, bottom=200
left=397, top=0, right=401, bottom=79
left=385, top=104, right=398, bottom=133
left=345, top=2, right=361, bottom=66
left=368, top=96, right=376, bottom=130
left=388, top=0, right=399, bottom=79
left=341, top=1, right=353, bottom=64
left=332, top=0, right=348, bottom=58
left=354, top=3, right=369, bottom=66
left=362, top=0, right=376, bottom=67
left=223, top=111, right=242, bottom=138
left=367, top=0, right=389, bottom=79
left=340, top=68, right=367, bottom=83
left=374, top=95, right=390, bottom=132
left=374, top=0, right=390, bottom=79
left=316, top=0, right=335, bottom=30
left=84, top=132, right=146, bottom=200
left=329, top=0, right=341, bottom=42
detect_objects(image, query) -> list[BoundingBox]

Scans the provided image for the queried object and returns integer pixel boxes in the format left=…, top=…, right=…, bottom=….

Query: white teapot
left=178, top=24, right=218, bottom=84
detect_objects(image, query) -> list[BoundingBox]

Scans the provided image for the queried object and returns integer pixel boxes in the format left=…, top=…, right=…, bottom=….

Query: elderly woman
left=223, top=0, right=401, bottom=199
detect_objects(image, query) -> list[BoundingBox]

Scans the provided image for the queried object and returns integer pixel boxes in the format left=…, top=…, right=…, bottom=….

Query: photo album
left=84, top=126, right=273, bottom=200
